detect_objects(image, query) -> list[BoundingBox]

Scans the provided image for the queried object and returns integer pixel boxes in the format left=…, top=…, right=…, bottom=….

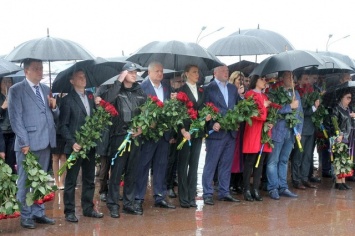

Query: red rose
left=150, top=95, right=159, bottom=102
left=88, top=94, right=94, bottom=100
left=176, top=92, right=189, bottom=103
left=156, top=101, right=164, bottom=108
left=198, top=87, right=204, bottom=93
left=186, top=101, right=194, bottom=108
left=269, top=103, right=282, bottom=110
left=120, top=181, right=124, bottom=187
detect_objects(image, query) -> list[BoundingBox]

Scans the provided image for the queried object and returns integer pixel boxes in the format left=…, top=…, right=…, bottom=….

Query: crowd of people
left=1, top=58, right=355, bottom=230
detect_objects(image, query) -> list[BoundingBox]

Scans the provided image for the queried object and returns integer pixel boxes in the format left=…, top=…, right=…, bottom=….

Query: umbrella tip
left=47, top=28, right=50, bottom=37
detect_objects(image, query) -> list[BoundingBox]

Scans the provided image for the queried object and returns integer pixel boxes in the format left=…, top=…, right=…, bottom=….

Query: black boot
left=243, top=190, right=254, bottom=202
left=252, top=189, right=263, bottom=201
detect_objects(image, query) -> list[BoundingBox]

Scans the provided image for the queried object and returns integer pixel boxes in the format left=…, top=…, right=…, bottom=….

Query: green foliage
left=332, top=142, right=354, bottom=177
left=0, top=159, right=19, bottom=216
left=312, top=104, right=329, bottom=130
left=261, top=106, right=279, bottom=148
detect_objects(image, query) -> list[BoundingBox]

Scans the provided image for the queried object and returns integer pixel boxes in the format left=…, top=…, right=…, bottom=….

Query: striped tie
left=34, top=85, right=45, bottom=107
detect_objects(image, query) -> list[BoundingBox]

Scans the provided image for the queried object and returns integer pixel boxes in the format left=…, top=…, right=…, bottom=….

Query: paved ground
left=1, top=144, right=355, bottom=235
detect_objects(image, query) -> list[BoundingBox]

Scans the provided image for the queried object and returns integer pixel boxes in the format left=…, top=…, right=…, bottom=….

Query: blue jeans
left=267, top=129, right=294, bottom=191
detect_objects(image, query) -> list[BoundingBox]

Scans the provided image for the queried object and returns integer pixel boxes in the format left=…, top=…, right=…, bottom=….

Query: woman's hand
left=181, top=128, right=191, bottom=140
left=205, top=114, right=212, bottom=121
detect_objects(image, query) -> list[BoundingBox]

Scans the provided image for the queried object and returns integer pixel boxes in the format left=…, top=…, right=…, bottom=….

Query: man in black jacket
left=59, top=70, right=103, bottom=222
left=101, top=63, right=146, bottom=218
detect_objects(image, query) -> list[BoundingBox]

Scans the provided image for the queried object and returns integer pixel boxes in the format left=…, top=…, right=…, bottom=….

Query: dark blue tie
left=34, top=85, right=45, bottom=107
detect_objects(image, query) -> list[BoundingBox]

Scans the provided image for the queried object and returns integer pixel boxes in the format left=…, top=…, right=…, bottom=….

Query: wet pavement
left=2, top=144, right=355, bottom=236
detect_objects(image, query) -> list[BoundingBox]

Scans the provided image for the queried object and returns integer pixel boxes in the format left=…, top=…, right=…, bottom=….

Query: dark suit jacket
left=204, top=79, right=240, bottom=139
left=59, top=90, right=95, bottom=154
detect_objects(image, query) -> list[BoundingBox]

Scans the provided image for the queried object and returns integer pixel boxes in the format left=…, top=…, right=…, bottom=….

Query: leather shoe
left=83, top=210, right=104, bottom=218
left=243, top=190, right=254, bottom=201
left=335, top=183, right=347, bottom=190
left=252, top=189, right=263, bottom=201
left=33, top=215, right=55, bottom=225
left=168, top=189, right=177, bottom=198
left=180, top=203, right=190, bottom=208
left=135, top=200, right=143, bottom=214
left=269, top=189, right=280, bottom=200
left=189, top=201, right=197, bottom=207
left=65, top=213, right=78, bottom=223
left=204, top=197, right=214, bottom=205
left=342, top=183, right=352, bottom=190
left=108, top=205, right=120, bottom=218
left=293, top=182, right=306, bottom=190
left=303, top=181, right=317, bottom=188
left=310, top=176, right=321, bottom=183
left=218, top=194, right=240, bottom=202
left=123, top=205, right=143, bottom=215
left=279, top=189, right=298, bottom=198
left=20, top=218, right=35, bottom=229
left=154, top=200, right=176, bottom=209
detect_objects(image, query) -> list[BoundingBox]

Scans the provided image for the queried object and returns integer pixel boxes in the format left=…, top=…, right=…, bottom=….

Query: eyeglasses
left=345, top=96, right=352, bottom=100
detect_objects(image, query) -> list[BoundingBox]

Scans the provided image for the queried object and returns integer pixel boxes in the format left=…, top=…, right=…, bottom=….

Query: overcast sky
left=1, top=0, right=354, bottom=65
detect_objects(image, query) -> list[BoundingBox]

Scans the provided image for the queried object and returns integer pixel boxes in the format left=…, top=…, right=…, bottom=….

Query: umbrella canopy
left=207, top=35, right=278, bottom=56
left=316, top=51, right=355, bottom=69
left=227, top=60, right=259, bottom=76
left=52, top=58, right=125, bottom=93
left=251, top=50, right=323, bottom=77
left=126, top=40, right=223, bottom=72
left=230, top=27, right=295, bottom=53
left=322, top=81, right=355, bottom=108
left=317, top=55, right=354, bottom=73
left=0, top=58, right=22, bottom=77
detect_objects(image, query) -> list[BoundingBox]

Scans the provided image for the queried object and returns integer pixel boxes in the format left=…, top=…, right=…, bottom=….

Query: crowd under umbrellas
left=2, top=26, right=355, bottom=232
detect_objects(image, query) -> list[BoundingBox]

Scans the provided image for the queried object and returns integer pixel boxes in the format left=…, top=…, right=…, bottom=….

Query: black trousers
left=292, top=134, right=314, bottom=183
left=64, top=150, right=95, bottom=215
left=107, top=135, right=141, bottom=208
left=98, top=155, right=110, bottom=194
left=166, top=141, right=179, bottom=190
left=3, top=132, right=16, bottom=173
left=243, top=153, right=266, bottom=191
left=177, top=137, right=202, bottom=205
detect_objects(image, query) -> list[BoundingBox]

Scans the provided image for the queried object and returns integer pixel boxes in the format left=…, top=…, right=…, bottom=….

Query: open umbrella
left=0, top=58, right=22, bottom=77
left=251, top=50, right=323, bottom=77
left=316, top=51, right=355, bottom=69
left=322, top=81, right=355, bottom=108
left=126, top=40, right=223, bottom=72
left=230, top=26, right=295, bottom=53
left=207, top=35, right=278, bottom=56
left=4, top=30, right=95, bottom=87
left=52, top=58, right=125, bottom=93
left=227, top=60, right=259, bottom=76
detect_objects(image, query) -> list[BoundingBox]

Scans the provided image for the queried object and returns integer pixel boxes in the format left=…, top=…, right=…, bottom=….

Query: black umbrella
left=207, top=35, right=278, bottom=56
left=4, top=30, right=95, bottom=87
left=230, top=26, right=295, bottom=53
left=227, top=60, right=259, bottom=76
left=52, top=58, right=125, bottom=93
left=322, top=81, right=355, bottom=108
left=126, top=40, right=223, bottom=72
left=251, top=50, right=323, bottom=77
left=316, top=51, right=355, bottom=69
left=0, top=58, right=22, bottom=77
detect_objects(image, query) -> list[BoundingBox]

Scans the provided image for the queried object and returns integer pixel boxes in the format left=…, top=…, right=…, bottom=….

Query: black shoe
left=204, top=197, right=214, bottom=205
left=218, top=194, right=240, bottom=202
left=33, top=215, right=55, bottom=225
left=83, top=210, right=104, bottom=218
left=252, top=189, right=263, bottom=201
left=168, top=189, right=177, bottom=198
left=310, top=176, right=321, bottom=183
left=123, top=205, right=143, bottom=215
left=335, top=183, right=347, bottom=190
left=302, top=181, right=317, bottom=188
left=189, top=201, right=197, bottom=208
left=20, top=218, right=35, bottom=229
left=154, top=200, right=176, bottom=209
left=243, top=190, right=254, bottom=202
left=100, top=193, right=107, bottom=202
left=342, top=183, right=352, bottom=190
left=65, top=213, right=78, bottom=223
left=108, top=205, right=120, bottom=218
left=180, top=203, right=190, bottom=208
left=135, top=200, right=144, bottom=214
left=293, top=182, right=306, bottom=190
left=322, top=172, right=333, bottom=178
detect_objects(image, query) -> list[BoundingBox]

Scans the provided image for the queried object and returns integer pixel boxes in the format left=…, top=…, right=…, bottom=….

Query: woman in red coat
left=242, top=75, right=272, bottom=202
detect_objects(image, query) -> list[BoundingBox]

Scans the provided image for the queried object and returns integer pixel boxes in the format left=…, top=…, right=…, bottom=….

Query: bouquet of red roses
left=0, top=158, right=20, bottom=220
left=59, top=99, right=118, bottom=175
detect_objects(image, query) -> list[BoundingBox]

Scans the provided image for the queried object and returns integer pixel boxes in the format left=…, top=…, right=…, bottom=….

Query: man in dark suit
left=135, top=61, right=176, bottom=212
left=59, top=70, right=103, bottom=222
left=8, top=58, right=58, bottom=229
left=202, top=65, right=241, bottom=205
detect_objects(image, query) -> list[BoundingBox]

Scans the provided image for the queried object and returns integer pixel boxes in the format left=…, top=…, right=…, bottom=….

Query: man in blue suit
left=135, top=61, right=176, bottom=212
left=8, top=58, right=58, bottom=229
left=202, top=65, right=241, bottom=205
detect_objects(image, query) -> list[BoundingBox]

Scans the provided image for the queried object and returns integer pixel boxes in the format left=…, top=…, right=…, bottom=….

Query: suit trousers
left=202, top=134, right=235, bottom=198
left=243, top=153, right=266, bottom=191
left=166, top=141, right=178, bottom=190
left=177, top=137, right=202, bottom=205
left=135, top=138, right=169, bottom=203
left=98, top=155, right=110, bottom=194
left=64, top=150, right=95, bottom=215
left=292, top=133, right=315, bottom=183
left=16, top=147, right=51, bottom=219
left=106, top=135, right=141, bottom=208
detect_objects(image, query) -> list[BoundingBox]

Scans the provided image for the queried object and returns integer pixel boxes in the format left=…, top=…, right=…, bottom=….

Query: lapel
left=143, top=79, right=157, bottom=97
left=71, top=91, right=88, bottom=116
left=23, top=80, right=45, bottom=110
left=212, top=81, right=228, bottom=109
left=162, top=83, right=170, bottom=101
left=197, top=86, right=204, bottom=108
left=181, top=84, right=196, bottom=103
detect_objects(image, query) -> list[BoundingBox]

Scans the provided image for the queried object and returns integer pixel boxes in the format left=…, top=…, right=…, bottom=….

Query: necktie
left=34, top=85, right=45, bottom=107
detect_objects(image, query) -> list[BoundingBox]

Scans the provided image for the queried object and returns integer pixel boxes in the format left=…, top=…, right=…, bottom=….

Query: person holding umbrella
left=59, top=69, right=103, bottom=222
left=99, top=62, right=147, bottom=218
left=8, top=58, right=58, bottom=229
